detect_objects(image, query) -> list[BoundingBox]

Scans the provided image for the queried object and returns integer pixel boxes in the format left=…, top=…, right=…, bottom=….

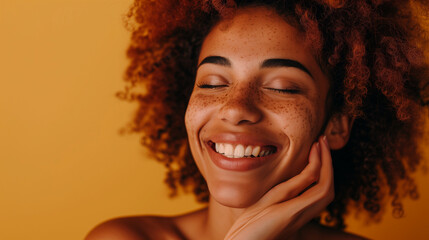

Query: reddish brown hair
left=120, top=0, right=429, bottom=228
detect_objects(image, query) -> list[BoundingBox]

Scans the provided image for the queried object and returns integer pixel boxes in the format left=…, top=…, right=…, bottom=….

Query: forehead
left=199, top=6, right=311, bottom=65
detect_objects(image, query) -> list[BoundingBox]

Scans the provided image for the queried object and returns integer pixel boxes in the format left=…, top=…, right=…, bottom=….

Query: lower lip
left=207, top=143, right=276, bottom=171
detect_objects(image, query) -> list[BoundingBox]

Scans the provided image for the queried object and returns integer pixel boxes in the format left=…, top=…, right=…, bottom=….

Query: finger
left=287, top=135, right=335, bottom=208
left=257, top=141, right=322, bottom=207
left=316, top=135, right=335, bottom=196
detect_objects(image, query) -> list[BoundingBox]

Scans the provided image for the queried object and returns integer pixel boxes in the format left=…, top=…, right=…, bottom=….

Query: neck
left=203, top=196, right=247, bottom=240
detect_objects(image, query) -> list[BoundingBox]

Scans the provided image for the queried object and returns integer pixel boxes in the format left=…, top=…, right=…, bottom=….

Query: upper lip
left=204, top=132, right=282, bottom=151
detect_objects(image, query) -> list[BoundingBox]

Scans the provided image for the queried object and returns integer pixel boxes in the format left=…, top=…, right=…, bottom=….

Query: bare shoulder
left=84, top=215, right=185, bottom=240
left=304, top=222, right=370, bottom=240
left=84, top=217, right=150, bottom=240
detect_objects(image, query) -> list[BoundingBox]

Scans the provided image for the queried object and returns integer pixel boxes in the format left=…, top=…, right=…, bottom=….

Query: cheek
left=185, top=92, right=226, bottom=131
left=261, top=96, right=319, bottom=141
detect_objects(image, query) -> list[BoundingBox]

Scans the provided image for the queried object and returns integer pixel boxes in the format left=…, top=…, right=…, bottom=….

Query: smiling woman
left=86, top=0, right=429, bottom=239
left=186, top=12, right=332, bottom=212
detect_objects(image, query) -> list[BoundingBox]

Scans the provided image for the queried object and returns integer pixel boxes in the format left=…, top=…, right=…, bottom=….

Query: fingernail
left=322, top=135, right=329, bottom=147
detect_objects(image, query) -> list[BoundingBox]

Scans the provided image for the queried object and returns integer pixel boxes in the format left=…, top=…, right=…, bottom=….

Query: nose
left=218, top=84, right=263, bottom=125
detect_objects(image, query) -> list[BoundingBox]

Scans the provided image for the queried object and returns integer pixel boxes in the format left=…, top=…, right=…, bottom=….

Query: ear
left=323, top=113, right=354, bottom=150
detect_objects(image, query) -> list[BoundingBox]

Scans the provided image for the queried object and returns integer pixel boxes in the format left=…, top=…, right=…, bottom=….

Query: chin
left=209, top=183, right=263, bottom=208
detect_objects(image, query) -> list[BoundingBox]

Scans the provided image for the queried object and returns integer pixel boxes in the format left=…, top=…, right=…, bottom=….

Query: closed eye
left=265, top=87, right=301, bottom=94
left=197, top=84, right=228, bottom=89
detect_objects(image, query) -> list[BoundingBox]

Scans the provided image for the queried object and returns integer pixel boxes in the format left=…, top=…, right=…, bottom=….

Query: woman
left=86, top=0, right=429, bottom=239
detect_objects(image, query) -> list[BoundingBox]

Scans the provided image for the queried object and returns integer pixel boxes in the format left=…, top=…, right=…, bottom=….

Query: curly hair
left=119, top=0, right=429, bottom=229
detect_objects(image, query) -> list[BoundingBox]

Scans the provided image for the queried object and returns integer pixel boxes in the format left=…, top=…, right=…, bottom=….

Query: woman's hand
left=224, top=136, right=334, bottom=240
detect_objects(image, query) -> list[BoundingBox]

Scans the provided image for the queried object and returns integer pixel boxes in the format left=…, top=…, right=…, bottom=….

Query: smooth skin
left=86, top=6, right=366, bottom=240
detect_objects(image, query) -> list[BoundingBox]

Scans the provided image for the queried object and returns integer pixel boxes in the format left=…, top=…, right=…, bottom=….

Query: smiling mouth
left=208, top=141, right=277, bottom=158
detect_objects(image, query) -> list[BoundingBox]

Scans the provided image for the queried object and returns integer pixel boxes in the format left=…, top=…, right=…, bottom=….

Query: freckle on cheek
left=289, top=134, right=296, bottom=143
left=306, top=108, right=316, bottom=135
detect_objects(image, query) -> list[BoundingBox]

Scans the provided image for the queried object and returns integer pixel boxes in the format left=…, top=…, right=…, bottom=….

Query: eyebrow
left=198, top=56, right=231, bottom=68
left=198, top=56, right=313, bottom=78
left=261, top=58, right=312, bottom=78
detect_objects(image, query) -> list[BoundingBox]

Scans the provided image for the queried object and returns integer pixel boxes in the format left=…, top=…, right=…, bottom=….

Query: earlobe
left=324, top=114, right=354, bottom=150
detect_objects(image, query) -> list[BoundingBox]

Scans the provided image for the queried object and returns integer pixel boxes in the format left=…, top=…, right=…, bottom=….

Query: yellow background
left=0, top=0, right=428, bottom=239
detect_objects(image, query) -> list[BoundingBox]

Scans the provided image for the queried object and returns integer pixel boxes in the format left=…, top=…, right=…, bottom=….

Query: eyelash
left=197, top=84, right=228, bottom=89
left=197, top=84, right=301, bottom=94
left=265, top=88, right=301, bottom=94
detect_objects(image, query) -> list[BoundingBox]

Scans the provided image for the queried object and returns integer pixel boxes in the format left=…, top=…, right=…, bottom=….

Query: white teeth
left=224, top=144, right=234, bottom=157
left=252, top=146, right=261, bottom=157
left=213, top=142, right=273, bottom=158
left=234, top=144, right=245, bottom=158
left=244, top=145, right=252, bottom=156
left=218, top=143, right=225, bottom=154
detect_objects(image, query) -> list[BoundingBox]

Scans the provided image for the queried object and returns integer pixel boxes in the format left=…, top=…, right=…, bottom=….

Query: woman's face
left=185, top=6, right=330, bottom=208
